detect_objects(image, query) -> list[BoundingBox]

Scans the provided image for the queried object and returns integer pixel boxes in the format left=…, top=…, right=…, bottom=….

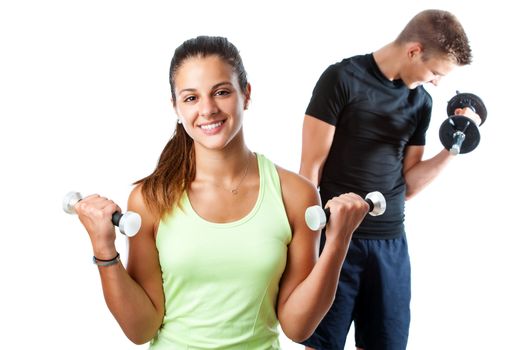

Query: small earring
left=177, top=118, right=182, bottom=124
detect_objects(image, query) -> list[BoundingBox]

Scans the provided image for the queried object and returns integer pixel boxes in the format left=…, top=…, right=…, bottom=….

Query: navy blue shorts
left=302, top=235, right=411, bottom=350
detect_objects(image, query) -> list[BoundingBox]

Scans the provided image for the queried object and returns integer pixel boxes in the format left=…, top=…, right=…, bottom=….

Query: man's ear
left=407, top=43, right=423, bottom=59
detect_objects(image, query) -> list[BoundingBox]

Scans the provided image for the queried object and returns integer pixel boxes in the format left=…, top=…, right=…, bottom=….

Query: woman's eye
left=215, top=90, right=230, bottom=96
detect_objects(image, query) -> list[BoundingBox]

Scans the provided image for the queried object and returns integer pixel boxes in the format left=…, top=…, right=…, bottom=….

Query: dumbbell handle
left=62, top=191, right=141, bottom=237
left=305, top=191, right=386, bottom=231
left=450, top=130, right=466, bottom=155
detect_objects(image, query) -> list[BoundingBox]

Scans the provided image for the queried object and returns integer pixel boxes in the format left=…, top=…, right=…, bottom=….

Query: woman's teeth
left=200, top=121, right=223, bottom=130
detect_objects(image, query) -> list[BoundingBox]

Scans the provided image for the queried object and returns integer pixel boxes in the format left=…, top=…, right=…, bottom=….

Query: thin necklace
left=231, top=152, right=252, bottom=195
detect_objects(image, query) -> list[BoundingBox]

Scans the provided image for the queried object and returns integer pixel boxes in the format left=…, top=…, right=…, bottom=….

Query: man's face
left=402, top=52, right=457, bottom=89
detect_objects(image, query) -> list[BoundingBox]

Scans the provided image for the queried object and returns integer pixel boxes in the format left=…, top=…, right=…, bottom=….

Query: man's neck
left=372, top=42, right=404, bottom=81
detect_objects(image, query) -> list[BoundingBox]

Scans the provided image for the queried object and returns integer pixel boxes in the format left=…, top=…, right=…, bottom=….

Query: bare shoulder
left=275, top=165, right=320, bottom=226
left=128, top=183, right=146, bottom=208
left=127, top=183, right=157, bottom=237
left=276, top=166, right=318, bottom=199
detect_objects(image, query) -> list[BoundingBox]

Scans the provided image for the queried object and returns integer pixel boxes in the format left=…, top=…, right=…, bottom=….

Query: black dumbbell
left=63, top=191, right=141, bottom=237
left=439, top=91, right=487, bottom=155
left=305, top=191, right=386, bottom=231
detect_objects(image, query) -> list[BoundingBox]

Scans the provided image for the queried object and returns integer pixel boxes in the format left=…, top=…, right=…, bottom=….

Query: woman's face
left=173, top=55, right=250, bottom=152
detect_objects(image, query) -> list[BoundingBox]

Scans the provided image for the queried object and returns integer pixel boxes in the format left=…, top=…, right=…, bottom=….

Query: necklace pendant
left=231, top=189, right=239, bottom=195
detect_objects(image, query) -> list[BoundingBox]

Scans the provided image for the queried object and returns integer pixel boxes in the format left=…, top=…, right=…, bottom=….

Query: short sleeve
left=305, top=64, right=350, bottom=126
left=407, top=93, right=433, bottom=146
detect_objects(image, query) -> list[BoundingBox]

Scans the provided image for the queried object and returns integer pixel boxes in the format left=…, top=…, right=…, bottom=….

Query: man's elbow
left=405, top=185, right=418, bottom=201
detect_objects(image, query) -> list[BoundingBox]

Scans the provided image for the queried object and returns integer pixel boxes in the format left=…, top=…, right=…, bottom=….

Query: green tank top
left=150, top=153, right=292, bottom=349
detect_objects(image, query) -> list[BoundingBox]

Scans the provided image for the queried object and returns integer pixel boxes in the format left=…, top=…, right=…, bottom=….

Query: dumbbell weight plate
left=447, top=92, right=487, bottom=126
left=439, top=116, right=481, bottom=154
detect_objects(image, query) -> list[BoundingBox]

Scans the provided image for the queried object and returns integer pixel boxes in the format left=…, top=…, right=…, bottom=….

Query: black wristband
left=93, top=252, right=120, bottom=266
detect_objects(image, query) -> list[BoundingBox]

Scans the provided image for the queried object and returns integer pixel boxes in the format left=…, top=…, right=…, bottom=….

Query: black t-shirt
left=306, top=54, right=432, bottom=239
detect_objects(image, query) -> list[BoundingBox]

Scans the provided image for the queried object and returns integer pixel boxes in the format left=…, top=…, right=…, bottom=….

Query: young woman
left=74, top=36, right=370, bottom=349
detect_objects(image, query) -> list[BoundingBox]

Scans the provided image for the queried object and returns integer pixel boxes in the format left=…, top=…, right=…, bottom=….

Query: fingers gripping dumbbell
left=305, top=191, right=386, bottom=231
left=439, top=91, right=488, bottom=155
left=62, top=191, right=141, bottom=237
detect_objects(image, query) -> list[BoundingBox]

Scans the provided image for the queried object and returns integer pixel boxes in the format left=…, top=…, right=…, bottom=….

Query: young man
left=299, top=9, right=481, bottom=350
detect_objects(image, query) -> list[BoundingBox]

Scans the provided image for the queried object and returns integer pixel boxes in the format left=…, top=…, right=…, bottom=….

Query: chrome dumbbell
left=63, top=191, right=141, bottom=237
left=305, top=191, right=386, bottom=231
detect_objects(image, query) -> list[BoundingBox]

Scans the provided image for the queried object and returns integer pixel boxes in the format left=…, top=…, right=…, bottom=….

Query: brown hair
left=395, top=9, right=472, bottom=65
left=135, top=36, right=249, bottom=220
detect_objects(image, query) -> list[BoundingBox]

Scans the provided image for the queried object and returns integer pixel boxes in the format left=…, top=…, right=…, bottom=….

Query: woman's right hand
left=323, top=193, right=369, bottom=249
left=74, top=194, right=120, bottom=259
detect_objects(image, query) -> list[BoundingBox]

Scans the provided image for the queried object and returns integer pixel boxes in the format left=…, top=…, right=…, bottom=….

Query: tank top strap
left=255, top=152, right=282, bottom=199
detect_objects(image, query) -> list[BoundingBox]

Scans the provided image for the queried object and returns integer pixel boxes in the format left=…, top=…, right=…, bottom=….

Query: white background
left=1, top=0, right=523, bottom=349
